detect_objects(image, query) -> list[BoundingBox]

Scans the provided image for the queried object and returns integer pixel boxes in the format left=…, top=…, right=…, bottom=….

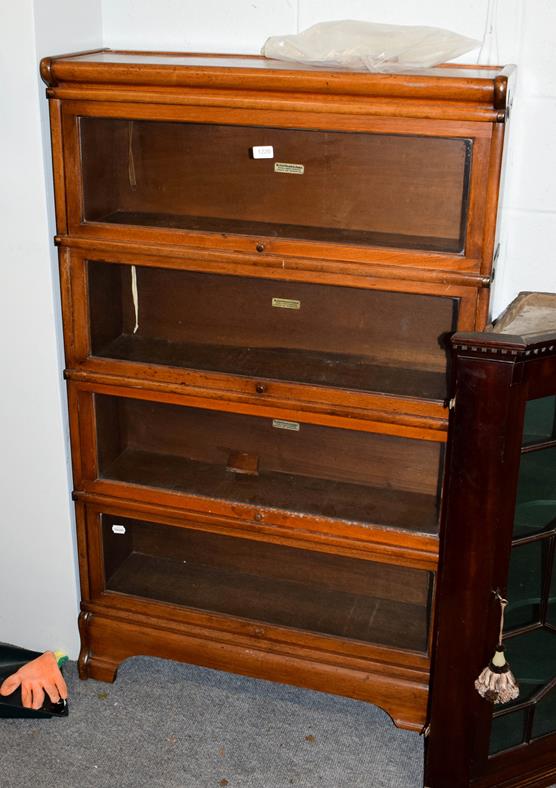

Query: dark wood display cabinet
left=427, top=293, right=556, bottom=787
left=40, top=50, right=513, bottom=737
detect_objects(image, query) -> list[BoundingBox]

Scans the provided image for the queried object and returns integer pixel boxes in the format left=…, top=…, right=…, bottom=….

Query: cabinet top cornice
left=40, top=48, right=514, bottom=111
left=452, top=293, right=556, bottom=357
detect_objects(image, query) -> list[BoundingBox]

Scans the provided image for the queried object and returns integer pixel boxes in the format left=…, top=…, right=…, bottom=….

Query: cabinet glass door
left=88, top=261, right=458, bottom=402
left=94, top=394, right=444, bottom=535
left=100, top=513, right=433, bottom=653
left=79, top=117, right=471, bottom=253
left=489, top=395, right=556, bottom=755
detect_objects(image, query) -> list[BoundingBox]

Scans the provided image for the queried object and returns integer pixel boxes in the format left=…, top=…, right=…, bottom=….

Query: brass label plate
left=272, top=419, right=300, bottom=432
left=274, top=162, right=304, bottom=175
left=272, top=297, right=301, bottom=310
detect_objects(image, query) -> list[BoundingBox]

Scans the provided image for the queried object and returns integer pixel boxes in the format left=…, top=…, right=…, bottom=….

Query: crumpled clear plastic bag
left=262, top=20, right=480, bottom=71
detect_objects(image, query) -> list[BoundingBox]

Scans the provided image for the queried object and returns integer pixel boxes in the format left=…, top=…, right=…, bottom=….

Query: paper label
left=252, top=145, right=274, bottom=159
left=272, top=419, right=300, bottom=432
left=274, top=162, right=304, bottom=175
left=112, top=524, right=126, bottom=535
left=272, top=297, right=301, bottom=310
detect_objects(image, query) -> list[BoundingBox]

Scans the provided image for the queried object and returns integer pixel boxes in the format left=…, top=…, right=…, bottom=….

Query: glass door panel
left=514, top=447, right=556, bottom=538
left=489, top=396, right=556, bottom=755
left=100, top=513, right=433, bottom=652
left=88, top=262, right=457, bottom=401
left=522, top=395, right=556, bottom=447
left=490, top=631, right=556, bottom=755
left=505, top=541, right=544, bottom=631
left=549, top=548, right=556, bottom=626
left=504, top=630, right=556, bottom=702
left=532, top=686, right=556, bottom=740
left=489, top=710, right=527, bottom=756
left=80, top=117, right=471, bottom=253
left=94, top=394, right=444, bottom=534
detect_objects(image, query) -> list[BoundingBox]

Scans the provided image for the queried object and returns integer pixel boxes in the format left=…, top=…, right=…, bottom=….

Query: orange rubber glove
left=0, top=651, right=68, bottom=709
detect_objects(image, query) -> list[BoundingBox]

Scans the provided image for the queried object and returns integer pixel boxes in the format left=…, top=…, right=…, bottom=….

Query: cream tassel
left=131, top=265, right=139, bottom=334
left=475, top=594, right=519, bottom=704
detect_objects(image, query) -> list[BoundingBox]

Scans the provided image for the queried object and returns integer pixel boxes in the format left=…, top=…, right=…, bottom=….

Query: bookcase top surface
left=490, top=292, right=556, bottom=338
left=52, top=49, right=504, bottom=77
left=453, top=292, right=556, bottom=353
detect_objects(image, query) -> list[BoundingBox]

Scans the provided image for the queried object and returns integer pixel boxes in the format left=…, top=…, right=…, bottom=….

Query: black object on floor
left=0, top=642, right=68, bottom=719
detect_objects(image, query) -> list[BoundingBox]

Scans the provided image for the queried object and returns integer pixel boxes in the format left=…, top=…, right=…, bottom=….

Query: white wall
left=2, top=0, right=555, bottom=659
left=492, top=0, right=556, bottom=314
left=0, top=0, right=102, bottom=657
left=102, top=0, right=297, bottom=53
left=102, top=0, right=556, bottom=316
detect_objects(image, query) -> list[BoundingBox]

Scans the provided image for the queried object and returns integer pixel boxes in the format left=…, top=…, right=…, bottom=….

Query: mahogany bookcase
left=427, top=293, right=556, bottom=787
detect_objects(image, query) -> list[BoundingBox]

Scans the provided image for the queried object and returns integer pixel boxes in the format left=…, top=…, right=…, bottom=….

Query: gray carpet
left=1, top=657, right=423, bottom=787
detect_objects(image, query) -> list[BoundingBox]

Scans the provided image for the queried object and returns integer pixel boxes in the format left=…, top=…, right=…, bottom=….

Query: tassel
left=475, top=594, right=519, bottom=704
left=131, top=265, right=139, bottom=335
left=475, top=645, right=520, bottom=704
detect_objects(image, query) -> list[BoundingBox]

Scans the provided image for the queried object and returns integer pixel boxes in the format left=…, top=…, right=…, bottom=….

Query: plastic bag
left=262, top=20, right=480, bottom=71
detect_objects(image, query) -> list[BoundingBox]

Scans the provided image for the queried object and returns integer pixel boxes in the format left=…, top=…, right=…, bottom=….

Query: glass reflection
left=523, top=396, right=556, bottom=447
left=549, top=547, right=556, bottom=627
left=514, top=448, right=556, bottom=538
left=505, top=629, right=556, bottom=698
left=532, top=686, right=556, bottom=740
left=505, top=542, right=543, bottom=631
left=489, top=710, right=526, bottom=755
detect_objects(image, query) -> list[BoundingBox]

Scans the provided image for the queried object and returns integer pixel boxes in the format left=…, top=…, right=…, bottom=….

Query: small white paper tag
left=252, top=145, right=274, bottom=159
left=112, top=524, right=126, bottom=535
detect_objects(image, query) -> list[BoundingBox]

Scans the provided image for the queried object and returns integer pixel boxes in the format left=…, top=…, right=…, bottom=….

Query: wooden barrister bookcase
left=40, top=50, right=513, bottom=735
